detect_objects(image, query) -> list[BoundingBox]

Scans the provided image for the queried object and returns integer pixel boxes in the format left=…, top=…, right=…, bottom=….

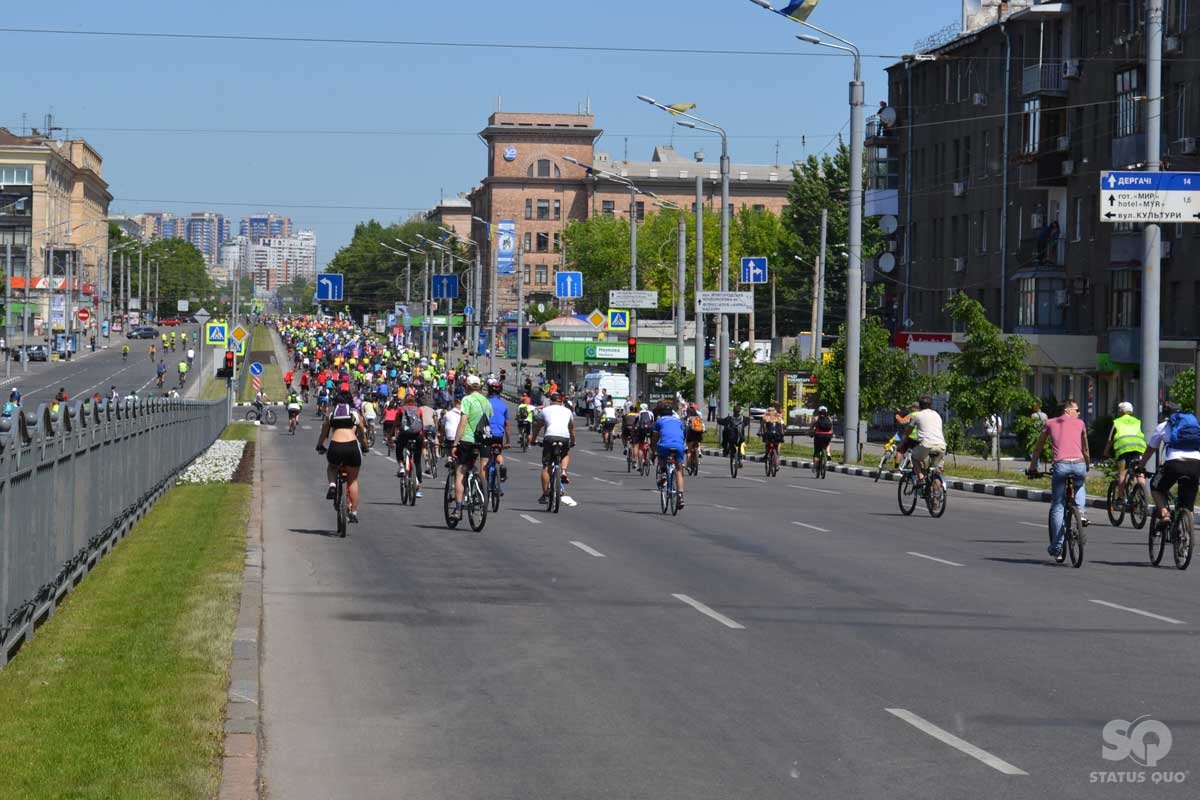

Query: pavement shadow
left=1090, top=560, right=1156, bottom=568
left=983, top=556, right=1054, bottom=567
left=288, top=527, right=339, bottom=538
left=969, top=539, right=1031, bottom=544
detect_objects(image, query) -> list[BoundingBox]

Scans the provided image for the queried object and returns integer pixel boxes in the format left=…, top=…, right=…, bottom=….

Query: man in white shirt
left=533, top=391, right=576, bottom=503
left=1138, top=402, right=1200, bottom=531
left=910, top=396, right=946, bottom=486
left=441, top=397, right=463, bottom=453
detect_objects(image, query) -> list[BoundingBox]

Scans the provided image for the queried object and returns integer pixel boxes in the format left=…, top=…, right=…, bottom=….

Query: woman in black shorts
left=316, top=390, right=368, bottom=523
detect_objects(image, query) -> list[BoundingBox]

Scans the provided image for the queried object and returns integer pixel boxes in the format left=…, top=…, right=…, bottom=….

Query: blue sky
left=4, top=0, right=952, bottom=266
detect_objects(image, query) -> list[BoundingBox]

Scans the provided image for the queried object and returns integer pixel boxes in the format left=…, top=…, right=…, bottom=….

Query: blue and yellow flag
left=780, top=0, right=819, bottom=22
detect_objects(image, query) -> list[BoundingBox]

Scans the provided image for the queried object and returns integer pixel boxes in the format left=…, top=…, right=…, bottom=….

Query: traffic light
left=627, top=337, right=638, bottom=363
left=217, top=350, right=235, bottom=378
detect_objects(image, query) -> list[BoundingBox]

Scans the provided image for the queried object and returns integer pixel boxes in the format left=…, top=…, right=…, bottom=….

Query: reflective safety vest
left=1112, top=414, right=1147, bottom=457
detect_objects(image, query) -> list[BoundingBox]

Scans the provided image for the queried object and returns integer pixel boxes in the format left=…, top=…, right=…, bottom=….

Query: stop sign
left=76, top=308, right=91, bottom=323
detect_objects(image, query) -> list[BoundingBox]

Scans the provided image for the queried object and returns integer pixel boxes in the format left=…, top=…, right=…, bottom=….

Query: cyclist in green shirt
left=450, top=374, right=491, bottom=521
left=1103, top=401, right=1149, bottom=501
left=516, top=396, right=535, bottom=446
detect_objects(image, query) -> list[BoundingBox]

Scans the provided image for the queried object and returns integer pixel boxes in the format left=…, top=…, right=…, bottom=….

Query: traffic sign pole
left=1142, top=0, right=1164, bottom=438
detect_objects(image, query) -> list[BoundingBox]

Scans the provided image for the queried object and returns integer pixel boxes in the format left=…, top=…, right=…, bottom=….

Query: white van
left=579, top=371, right=629, bottom=412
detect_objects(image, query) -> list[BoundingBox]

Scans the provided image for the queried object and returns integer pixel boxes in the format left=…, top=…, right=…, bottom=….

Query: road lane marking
left=791, top=521, right=831, bottom=533
left=1018, top=521, right=1042, bottom=528
left=906, top=552, right=964, bottom=567
left=519, top=514, right=543, bottom=525
left=592, top=476, right=622, bottom=486
left=743, top=476, right=766, bottom=483
left=789, top=484, right=841, bottom=495
left=605, top=455, right=624, bottom=461
left=671, top=594, right=745, bottom=629
left=1089, top=599, right=1185, bottom=625
left=884, top=708, right=1028, bottom=776
left=713, top=504, right=738, bottom=511
left=570, top=541, right=606, bottom=558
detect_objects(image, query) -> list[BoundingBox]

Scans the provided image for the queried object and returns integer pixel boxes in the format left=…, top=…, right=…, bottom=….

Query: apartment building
left=885, top=0, right=1198, bottom=416
left=185, top=211, right=230, bottom=268
left=240, top=213, right=292, bottom=241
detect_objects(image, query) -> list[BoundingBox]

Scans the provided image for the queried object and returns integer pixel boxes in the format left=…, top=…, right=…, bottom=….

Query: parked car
left=158, top=317, right=181, bottom=327
left=10, top=344, right=49, bottom=362
left=127, top=326, right=158, bottom=339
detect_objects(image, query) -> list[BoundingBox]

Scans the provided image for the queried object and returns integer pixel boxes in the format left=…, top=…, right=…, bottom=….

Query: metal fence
left=0, top=397, right=227, bottom=666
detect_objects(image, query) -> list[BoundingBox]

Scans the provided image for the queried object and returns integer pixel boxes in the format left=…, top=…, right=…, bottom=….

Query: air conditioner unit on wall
left=1166, top=35, right=1182, bottom=53
left=953, top=257, right=967, bottom=273
left=1062, top=160, right=1075, bottom=176
left=1055, top=289, right=1069, bottom=307
left=1063, top=59, right=1082, bottom=79
left=1056, top=134, right=1070, bottom=151
left=1178, top=137, right=1198, bottom=155
left=953, top=181, right=967, bottom=197
left=973, top=93, right=988, bottom=107
left=1163, top=240, right=1174, bottom=258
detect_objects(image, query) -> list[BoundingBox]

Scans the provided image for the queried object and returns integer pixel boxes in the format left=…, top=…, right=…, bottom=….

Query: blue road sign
left=403, top=314, right=412, bottom=326
left=432, top=275, right=459, bottom=299
left=556, top=271, right=583, bottom=299
left=387, top=313, right=396, bottom=326
left=248, top=361, right=264, bottom=376
left=741, top=257, right=768, bottom=285
left=463, top=305, right=475, bottom=317
left=607, top=309, right=629, bottom=331
left=316, top=272, right=344, bottom=302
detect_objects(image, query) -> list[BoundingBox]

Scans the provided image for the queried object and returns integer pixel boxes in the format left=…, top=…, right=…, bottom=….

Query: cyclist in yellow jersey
left=1104, top=401, right=1148, bottom=501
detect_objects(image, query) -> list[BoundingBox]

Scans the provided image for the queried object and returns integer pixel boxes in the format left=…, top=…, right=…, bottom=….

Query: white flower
left=177, top=440, right=248, bottom=484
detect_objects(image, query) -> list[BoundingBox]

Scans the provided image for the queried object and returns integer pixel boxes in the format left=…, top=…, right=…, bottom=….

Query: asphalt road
left=0, top=324, right=206, bottom=407
left=259, top=408, right=1200, bottom=799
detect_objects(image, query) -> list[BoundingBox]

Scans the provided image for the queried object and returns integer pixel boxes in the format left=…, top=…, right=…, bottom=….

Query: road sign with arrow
left=1099, top=171, right=1200, bottom=223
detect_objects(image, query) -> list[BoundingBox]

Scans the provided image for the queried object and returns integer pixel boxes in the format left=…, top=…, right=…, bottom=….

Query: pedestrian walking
left=707, top=393, right=718, bottom=422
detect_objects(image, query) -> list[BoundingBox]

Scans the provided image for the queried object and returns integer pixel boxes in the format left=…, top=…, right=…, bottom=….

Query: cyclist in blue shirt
left=485, top=378, right=510, bottom=482
left=652, top=401, right=687, bottom=508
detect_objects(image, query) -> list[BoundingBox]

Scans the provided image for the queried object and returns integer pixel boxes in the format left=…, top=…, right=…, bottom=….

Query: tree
left=128, top=238, right=213, bottom=318
left=524, top=303, right=558, bottom=325
left=939, top=293, right=1034, bottom=444
left=1171, top=369, right=1197, bottom=412
left=813, top=316, right=925, bottom=417
left=324, top=218, right=446, bottom=312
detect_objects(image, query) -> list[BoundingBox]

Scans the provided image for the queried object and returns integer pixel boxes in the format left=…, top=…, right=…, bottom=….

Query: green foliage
left=1012, top=413, right=1044, bottom=457
left=1170, top=368, right=1197, bottom=412
left=813, top=317, right=925, bottom=416
left=142, top=239, right=215, bottom=317
left=940, top=294, right=1033, bottom=425
left=325, top=218, right=447, bottom=312
left=720, top=345, right=817, bottom=409
left=524, top=303, right=558, bottom=325
left=659, top=366, right=693, bottom=397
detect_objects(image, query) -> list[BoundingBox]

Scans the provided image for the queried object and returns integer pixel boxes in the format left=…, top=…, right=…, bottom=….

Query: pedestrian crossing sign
left=205, top=322, right=227, bottom=346
left=607, top=309, right=630, bottom=331
left=227, top=336, right=246, bottom=356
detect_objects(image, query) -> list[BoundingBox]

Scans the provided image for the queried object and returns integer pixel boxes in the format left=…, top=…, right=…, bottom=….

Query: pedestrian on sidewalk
left=707, top=393, right=718, bottom=422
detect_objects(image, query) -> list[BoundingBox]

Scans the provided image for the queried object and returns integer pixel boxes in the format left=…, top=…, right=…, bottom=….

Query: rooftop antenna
left=586, top=96, right=591, bottom=114
left=20, top=112, right=27, bottom=136
left=774, top=139, right=781, bottom=167
left=497, top=95, right=502, bottom=112
left=623, top=136, right=628, bottom=163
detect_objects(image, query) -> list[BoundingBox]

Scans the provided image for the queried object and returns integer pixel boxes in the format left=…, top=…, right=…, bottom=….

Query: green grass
left=199, top=376, right=228, bottom=402
left=220, top=423, right=258, bottom=441
left=236, top=325, right=284, bottom=403
left=0, top=482, right=251, bottom=799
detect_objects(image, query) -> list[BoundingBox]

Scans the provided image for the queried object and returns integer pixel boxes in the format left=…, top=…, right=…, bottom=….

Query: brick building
left=884, top=0, right=1200, bottom=417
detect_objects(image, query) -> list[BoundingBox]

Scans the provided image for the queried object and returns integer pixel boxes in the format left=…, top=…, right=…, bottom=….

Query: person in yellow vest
left=1104, top=401, right=1149, bottom=502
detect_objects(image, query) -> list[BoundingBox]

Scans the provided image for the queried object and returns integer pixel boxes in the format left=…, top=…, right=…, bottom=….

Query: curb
left=218, top=440, right=263, bottom=800
left=699, top=447, right=1108, bottom=510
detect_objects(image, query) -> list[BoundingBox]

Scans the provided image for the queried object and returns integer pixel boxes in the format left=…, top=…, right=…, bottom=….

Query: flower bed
left=177, top=440, right=249, bottom=484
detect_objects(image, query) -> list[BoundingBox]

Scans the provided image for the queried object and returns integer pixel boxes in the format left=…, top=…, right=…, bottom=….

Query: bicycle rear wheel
left=264, top=409, right=277, bottom=426
left=407, top=471, right=419, bottom=506
left=336, top=481, right=348, bottom=538
left=819, top=454, right=827, bottom=480
left=1129, top=484, right=1148, bottom=529
left=244, top=409, right=258, bottom=422
left=1149, top=515, right=1167, bottom=565
left=1066, top=506, right=1083, bottom=567
left=490, top=474, right=501, bottom=512
left=1174, top=509, right=1193, bottom=570
left=399, top=473, right=411, bottom=505
left=467, top=475, right=488, bottom=532
left=926, top=474, right=947, bottom=518
left=551, top=471, right=562, bottom=514
left=443, top=473, right=459, bottom=529
left=1106, top=480, right=1126, bottom=527
left=730, top=450, right=739, bottom=479
left=898, top=474, right=917, bottom=516
left=428, top=447, right=438, bottom=479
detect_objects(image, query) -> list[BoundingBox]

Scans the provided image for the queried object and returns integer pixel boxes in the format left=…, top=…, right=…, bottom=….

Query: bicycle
left=444, top=450, right=488, bottom=531
left=1106, top=468, right=1149, bottom=529
left=763, top=439, right=780, bottom=478
left=812, top=447, right=828, bottom=480
left=398, top=439, right=419, bottom=507
left=287, top=410, right=299, bottom=435
left=659, top=453, right=682, bottom=515
left=424, top=428, right=440, bottom=479
left=686, top=443, right=701, bottom=477
left=729, top=440, right=743, bottom=479
left=363, top=422, right=376, bottom=452
left=639, top=439, right=652, bottom=478
left=518, top=424, right=530, bottom=453
left=486, top=442, right=504, bottom=512
left=1147, top=482, right=1192, bottom=570
left=1030, top=470, right=1084, bottom=567
left=602, top=422, right=616, bottom=451
left=876, top=436, right=899, bottom=483
left=543, top=440, right=567, bottom=514
left=317, top=448, right=350, bottom=538
left=897, top=450, right=948, bottom=519
left=244, top=405, right=277, bottom=425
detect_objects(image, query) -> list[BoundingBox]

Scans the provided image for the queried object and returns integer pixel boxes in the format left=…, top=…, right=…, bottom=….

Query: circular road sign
left=76, top=308, right=91, bottom=323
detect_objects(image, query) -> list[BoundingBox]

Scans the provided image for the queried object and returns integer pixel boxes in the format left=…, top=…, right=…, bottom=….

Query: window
left=524, top=198, right=533, bottom=220
left=1073, top=198, right=1084, bottom=242
left=1177, top=82, right=1188, bottom=140
left=979, top=210, right=988, bottom=254
left=535, top=265, right=548, bottom=285
left=1022, top=98, right=1041, bottom=154
left=753, top=204, right=766, bottom=212
left=553, top=232, right=561, bottom=252
left=601, top=200, right=615, bottom=216
left=980, top=130, right=990, bottom=177
left=536, top=232, right=549, bottom=253
left=0, top=166, right=33, bottom=184
left=553, top=199, right=561, bottom=220
left=523, top=232, right=531, bottom=252
left=1109, top=270, right=1142, bottom=327
left=523, top=264, right=531, bottom=284
left=635, top=201, right=645, bottom=221
left=537, top=159, right=551, bottom=178
left=1017, top=276, right=1066, bottom=328
left=1169, top=0, right=1189, bottom=34
left=1117, top=69, right=1141, bottom=138
left=536, top=199, right=550, bottom=220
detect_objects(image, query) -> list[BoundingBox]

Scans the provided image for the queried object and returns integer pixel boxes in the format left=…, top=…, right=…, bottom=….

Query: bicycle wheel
left=875, top=452, right=887, bottom=482
left=1174, top=509, right=1193, bottom=570
left=399, top=471, right=411, bottom=505
left=670, top=471, right=680, bottom=516
left=1129, top=484, right=1149, bottom=530
left=244, top=409, right=258, bottom=422
left=660, top=480, right=670, bottom=514
left=819, top=454, right=827, bottom=480
left=521, top=434, right=528, bottom=453
left=898, top=474, right=918, bottom=516
left=641, top=455, right=651, bottom=478
left=926, top=474, right=947, bottom=518
left=336, top=481, right=348, bottom=538
left=428, top=449, right=438, bottom=480
left=490, top=473, right=501, bottom=512
left=627, top=450, right=634, bottom=473
left=1066, top=506, right=1083, bottom=567
left=730, top=450, right=739, bottom=479
left=551, top=470, right=562, bottom=514
left=364, top=430, right=375, bottom=451
left=443, top=473, right=459, bottom=529
left=407, top=471, right=419, bottom=506
left=1149, top=514, right=1167, bottom=565
left=1106, top=480, right=1126, bottom=527
left=467, top=474, right=488, bottom=532
left=264, top=408, right=277, bottom=426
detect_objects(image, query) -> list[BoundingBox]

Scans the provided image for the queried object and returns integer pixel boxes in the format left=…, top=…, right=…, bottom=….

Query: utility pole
left=816, top=208, right=828, bottom=360
left=4, top=243, right=11, bottom=379
left=718, top=135, right=731, bottom=419
left=628, top=184, right=639, bottom=402
left=422, top=251, right=430, bottom=355
left=64, top=248, right=73, bottom=358
left=138, top=247, right=144, bottom=319
left=694, top=174, right=705, bottom=408
left=771, top=275, right=777, bottom=341
left=490, top=237, right=498, bottom=376
left=515, top=244, right=524, bottom=392
left=1141, top=0, right=1164, bottom=434
left=844, top=53, right=866, bottom=464
left=154, top=259, right=160, bottom=321
left=676, top=210, right=686, bottom=372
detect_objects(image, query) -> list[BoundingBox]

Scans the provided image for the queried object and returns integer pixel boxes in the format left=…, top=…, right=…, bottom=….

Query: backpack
left=1168, top=412, right=1200, bottom=451
left=2, top=401, right=15, bottom=418
left=815, top=415, right=833, bottom=434
left=472, top=398, right=491, bottom=441
left=687, top=416, right=705, bottom=434
left=637, top=412, right=654, bottom=433
left=400, top=406, right=420, bottom=433
left=723, top=417, right=743, bottom=444
left=331, top=403, right=355, bottom=424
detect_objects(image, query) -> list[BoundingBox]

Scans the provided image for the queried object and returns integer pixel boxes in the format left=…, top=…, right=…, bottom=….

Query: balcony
left=1022, top=63, right=1066, bottom=97
left=1108, top=328, right=1141, bottom=365
left=1015, top=150, right=1068, bottom=189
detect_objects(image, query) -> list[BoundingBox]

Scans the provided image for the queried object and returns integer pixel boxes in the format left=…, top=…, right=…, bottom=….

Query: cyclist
left=652, top=400, right=687, bottom=508
left=631, top=403, right=655, bottom=469
left=419, top=394, right=439, bottom=470
left=442, top=395, right=463, bottom=458
left=684, top=402, right=706, bottom=465
left=1138, top=401, right=1200, bottom=536
left=2, top=388, right=19, bottom=417
left=485, top=378, right=510, bottom=483
left=284, top=368, right=295, bottom=393
left=316, top=385, right=330, bottom=417
left=315, top=389, right=367, bottom=524
left=121, top=343, right=130, bottom=362
left=286, top=388, right=302, bottom=433
left=620, top=403, right=639, bottom=455
left=148, top=343, right=155, bottom=361
left=600, top=398, right=619, bottom=448
left=759, top=403, right=784, bottom=462
left=812, top=406, right=834, bottom=463
left=1103, top=401, right=1148, bottom=503
left=186, top=347, right=195, bottom=366
left=156, top=359, right=167, bottom=388
left=395, top=393, right=424, bottom=498
left=516, top=394, right=535, bottom=448
left=533, top=391, right=575, bottom=505
left=177, top=358, right=188, bottom=387
left=360, top=394, right=378, bottom=441
left=719, top=405, right=749, bottom=459
left=299, top=370, right=311, bottom=403
left=1028, top=398, right=1090, bottom=562
left=448, top=375, right=491, bottom=522
left=909, top=396, right=946, bottom=488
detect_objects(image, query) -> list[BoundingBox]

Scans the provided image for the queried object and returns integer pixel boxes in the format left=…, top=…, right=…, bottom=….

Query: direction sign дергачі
left=608, top=290, right=658, bottom=309
left=1100, top=170, right=1200, bottom=223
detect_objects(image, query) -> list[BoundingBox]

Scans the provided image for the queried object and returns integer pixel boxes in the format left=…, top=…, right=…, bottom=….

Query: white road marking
left=561, top=495, right=578, bottom=507
left=605, top=455, right=624, bottom=461
left=506, top=456, right=522, bottom=463
left=592, top=476, right=622, bottom=486
left=671, top=594, right=745, bottom=630
left=789, top=484, right=841, bottom=495
left=791, top=521, right=830, bottom=533
left=906, top=552, right=964, bottom=567
left=1017, top=521, right=1042, bottom=528
left=713, top=504, right=738, bottom=511
left=569, top=541, right=606, bottom=558
left=885, top=709, right=1027, bottom=775
left=301, top=425, right=313, bottom=430
left=742, top=476, right=766, bottom=483
left=519, top=514, right=543, bottom=525
left=1088, top=599, right=1185, bottom=625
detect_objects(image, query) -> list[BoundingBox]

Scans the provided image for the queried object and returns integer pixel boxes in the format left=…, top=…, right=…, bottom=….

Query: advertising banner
left=497, top=219, right=516, bottom=276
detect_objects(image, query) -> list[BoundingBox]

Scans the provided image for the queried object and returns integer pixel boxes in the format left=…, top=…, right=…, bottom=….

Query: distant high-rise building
left=247, top=230, right=317, bottom=290
left=240, top=213, right=292, bottom=241
left=139, top=211, right=188, bottom=241
left=185, top=211, right=228, bottom=268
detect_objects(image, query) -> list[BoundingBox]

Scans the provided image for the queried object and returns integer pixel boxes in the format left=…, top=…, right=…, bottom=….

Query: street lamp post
left=441, top=226, right=482, bottom=357
left=471, top=215, right=500, bottom=375
left=749, top=0, right=865, bottom=462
